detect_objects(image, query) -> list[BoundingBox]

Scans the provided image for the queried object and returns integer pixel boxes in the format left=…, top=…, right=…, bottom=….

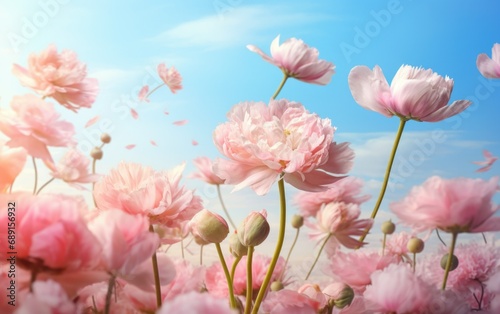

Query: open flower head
left=477, top=43, right=500, bottom=78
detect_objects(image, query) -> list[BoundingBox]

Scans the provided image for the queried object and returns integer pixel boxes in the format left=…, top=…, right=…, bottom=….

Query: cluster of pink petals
left=93, top=162, right=202, bottom=234
left=15, top=280, right=81, bottom=314
left=0, top=142, right=27, bottom=192
left=477, top=43, right=500, bottom=78
left=0, top=94, right=75, bottom=164
left=247, top=35, right=335, bottom=85
left=12, top=44, right=98, bottom=111
left=262, top=289, right=320, bottom=313
left=348, top=64, right=472, bottom=122
left=0, top=193, right=101, bottom=272
left=156, top=291, right=236, bottom=314
left=384, top=231, right=413, bottom=260
left=213, top=99, right=354, bottom=195
left=391, top=176, right=500, bottom=233
left=50, top=148, right=100, bottom=189
left=190, top=156, right=225, bottom=185
left=294, top=177, right=370, bottom=217
left=158, top=63, right=183, bottom=93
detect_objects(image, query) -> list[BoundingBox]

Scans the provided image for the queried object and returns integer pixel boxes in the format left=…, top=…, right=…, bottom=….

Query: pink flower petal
left=130, top=108, right=139, bottom=119
left=125, top=144, right=136, bottom=150
left=84, top=115, right=100, bottom=128
left=173, top=120, right=188, bottom=126
left=164, top=111, right=169, bottom=115
left=192, top=140, right=198, bottom=146
left=150, top=140, right=157, bottom=146
left=138, top=85, right=150, bottom=103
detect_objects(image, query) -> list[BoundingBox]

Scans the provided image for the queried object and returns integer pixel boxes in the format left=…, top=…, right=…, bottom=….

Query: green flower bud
left=90, top=147, right=103, bottom=160
left=407, top=237, right=425, bottom=254
left=381, top=220, right=396, bottom=235
left=189, top=209, right=229, bottom=244
left=270, top=281, right=284, bottom=291
left=228, top=232, right=247, bottom=258
left=440, top=253, right=459, bottom=271
left=237, top=210, right=270, bottom=247
left=291, top=214, right=304, bottom=229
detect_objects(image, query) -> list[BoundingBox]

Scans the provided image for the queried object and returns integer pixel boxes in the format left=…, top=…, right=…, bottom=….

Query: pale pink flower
left=93, top=162, right=202, bottom=234
left=473, top=149, right=498, bottom=172
left=364, top=263, right=435, bottom=314
left=190, top=156, right=225, bottom=185
left=50, top=148, right=100, bottom=189
left=156, top=292, right=236, bottom=314
left=298, top=284, right=328, bottom=310
left=0, top=193, right=101, bottom=272
left=477, top=43, right=500, bottom=78
left=213, top=99, right=354, bottom=195
left=294, top=177, right=370, bottom=217
left=261, top=289, right=319, bottom=314
left=247, top=35, right=335, bottom=85
left=14, top=280, right=81, bottom=314
left=12, top=44, right=98, bottom=111
left=0, top=94, right=75, bottom=163
left=157, top=63, right=182, bottom=93
left=348, top=65, right=471, bottom=122
left=391, top=176, right=500, bottom=233
left=384, top=231, right=413, bottom=261
left=306, top=202, right=373, bottom=253
left=0, top=142, right=27, bottom=192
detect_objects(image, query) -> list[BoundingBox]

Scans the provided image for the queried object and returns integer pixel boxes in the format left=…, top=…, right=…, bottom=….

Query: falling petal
left=85, top=115, right=100, bottom=128
left=192, top=140, right=198, bottom=146
left=130, top=108, right=139, bottom=119
left=150, top=140, right=158, bottom=146
left=164, top=111, right=169, bottom=115
left=125, top=144, right=136, bottom=150
left=138, top=85, right=150, bottom=103
left=173, top=120, right=188, bottom=126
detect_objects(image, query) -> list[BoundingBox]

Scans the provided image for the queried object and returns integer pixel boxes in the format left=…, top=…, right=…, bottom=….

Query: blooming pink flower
left=298, top=283, right=328, bottom=310
left=348, top=65, right=471, bottom=122
left=0, top=94, right=75, bottom=164
left=157, top=63, right=182, bottom=93
left=0, top=193, right=101, bottom=272
left=156, top=292, right=236, bottom=314
left=384, top=231, right=413, bottom=261
left=0, top=142, right=27, bottom=192
left=261, top=289, right=319, bottom=314
left=12, top=44, right=98, bottom=111
left=15, top=280, right=81, bottom=314
left=50, top=148, right=100, bottom=189
left=190, top=156, right=225, bottom=185
left=247, top=35, right=335, bottom=85
left=294, top=177, right=370, bottom=217
left=391, top=176, right=500, bottom=234
left=477, top=43, right=500, bottom=78
left=93, top=162, right=202, bottom=235
left=213, top=99, right=354, bottom=195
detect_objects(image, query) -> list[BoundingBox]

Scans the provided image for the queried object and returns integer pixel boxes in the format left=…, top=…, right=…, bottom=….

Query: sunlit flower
left=190, top=156, right=225, bottom=185
left=50, top=148, right=100, bottom=189
left=477, top=43, right=500, bottom=78
left=157, top=63, right=182, bottom=93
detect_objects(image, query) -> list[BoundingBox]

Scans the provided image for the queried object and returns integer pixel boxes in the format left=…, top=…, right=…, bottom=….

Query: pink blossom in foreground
left=477, top=43, right=500, bottom=78
left=473, top=149, right=498, bottom=172
left=391, top=176, right=500, bottom=234
left=262, top=289, right=319, bottom=314
left=50, top=148, right=100, bottom=189
left=348, top=65, right=471, bottom=122
left=190, top=156, right=225, bottom=185
left=156, top=291, right=236, bottom=314
left=14, top=280, right=80, bottom=314
left=0, top=94, right=75, bottom=164
left=213, top=99, right=354, bottom=195
left=12, top=44, right=98, bottom=111
left=0, top=143, right=27, bottom=192
left=157, top=63, right=182, bottom=93
left=294, top=177, right=370, bottom=217
left=247, top=35, right=335, bottom=85
left=298, top=284, right=328, bottom=310
left=0, top=193, right=101, bottom=272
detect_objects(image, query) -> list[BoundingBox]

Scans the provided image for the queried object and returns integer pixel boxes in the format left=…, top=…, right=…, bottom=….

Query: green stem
left=215, top=243, right=237, bottom=309
left=442, top=232, right=458, bottom=290
left=252, top=178, right=287, bottom=314
left=271, top=74, right=289, bottom=100
left=280, top=227, right=300, bottom=281
left=32, top=157, right=38, bottom=195
left=359, top=118, right=407, bottom=244
left=200, top=245, right=204, bottom=266
left=217, top=184, right=236, bottom=230
left=36, top=177, right=55, bottom=195
left=245, top=246, right=255, bottom=314
left=412, top=252, right=416, bottom=273
left=230, top=255, right=243, bottom=282
left=145, top=83, right=165, bottom=99
left=305, top=233, right=332, bottom=280
left=104, top=275, right=117, bottom=314
left=149, top=225, right=162, bottom=308
left=382, top=233, right=387, bottom=256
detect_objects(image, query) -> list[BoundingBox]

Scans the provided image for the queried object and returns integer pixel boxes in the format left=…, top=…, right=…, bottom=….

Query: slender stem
left=29, top=267, right=39, bottom=292
left=245, top=246, right=255, bottom=314
left=8, top=177, right=15, bottom=193
left=271, top=74, right=289, bottom=100
left=412, top=252, right=417, bottom=273
left=280, top=227, right=300, bottom=281
left=145, top=84, right=165, bottom=99
left=252, top=178, right=287, bottom=314
left=36, top=177, right=55, bottom=195
left=104, top=275, right=117, bottom=314
left=92, top=157, right=97, bottom=207
left=382, top=233, right=387, bottom=256
left=230, top=255, right=243, bottom=282
left=149, top=225, right=162, bottom=308
left=215, top=243, right=237, bottom=309
left=359, top=118, right=407, bottom=244
left=481, top=233, right=487, bottom=244
left=217, top=184, right=236, bottom=230
left=305, top=233, right=332, bottom=280
left=441, top=232, right=458, bottom=290
left=32, top=157, right=38, bottom=195
left=181, top=238, right=185, bottom=259
left=200, top=245, right=204, bottom=266
left=436, top=229, right=447, bottom=247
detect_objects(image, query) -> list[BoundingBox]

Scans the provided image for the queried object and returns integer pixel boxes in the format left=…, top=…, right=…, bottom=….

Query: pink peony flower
left=477, top=43, right=500, bottom=78
left=247, top=35, right=335, bottom=85
left=261, top=289, right=319, bottom=314
left=384, top=231, right=413, bottom=261
left=297, top=283, right=328, bottom=310
left=156, top=291, right=236, bottom=314
left=93, top=162, right=202, bottom=235
left=50, top=148, right=100, bottom=189
left=14, top=280, right=81, bottom=314
left=12, top=44, right=98, bottom=111
left=190, top=156, right=225, bottom=185
left=0, top=142, right=27, bottom=192
left=213, top=99, right=354, bottom=195
left=391, top=176, right=500, bottom=234
left=157, top=63, right=182, bottom=93
left=0, top=94, right=75, bottom=164
left=294, top=177, right=370, bottom=217
left=0, top=193, right=101, bottom=272
left=348, top=65, right=471, bottom=122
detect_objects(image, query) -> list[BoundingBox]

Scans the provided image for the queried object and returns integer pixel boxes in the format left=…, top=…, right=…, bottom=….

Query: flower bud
left=237, top=210, right=270, bottom=247
left=291, top=214, right=304, bottom=229
left=228, top=232, right=247, bottom=258
left=381, top=220, right=396, bottom=235
left=323, top=282, right=354, bottom=309
left=407, top=237, right=425, bottom=254
left=270, top=281, right=284, bottom=291
left=190, top=209, right=229, bottom=244
left=90, top=147, right=103, bottom=160
left=440, top=253, right=459, bottom=271
left=100, top=133, right=112, bottom=144
left=193, top=233, right=210, bottom=246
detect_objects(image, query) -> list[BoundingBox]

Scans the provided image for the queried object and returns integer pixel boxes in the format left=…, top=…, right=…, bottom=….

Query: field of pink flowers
left=0, top=37, right=499, bottom=313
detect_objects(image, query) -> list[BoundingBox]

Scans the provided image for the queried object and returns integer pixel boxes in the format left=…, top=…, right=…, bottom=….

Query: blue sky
left=1, top=1, right=500, bottom=266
